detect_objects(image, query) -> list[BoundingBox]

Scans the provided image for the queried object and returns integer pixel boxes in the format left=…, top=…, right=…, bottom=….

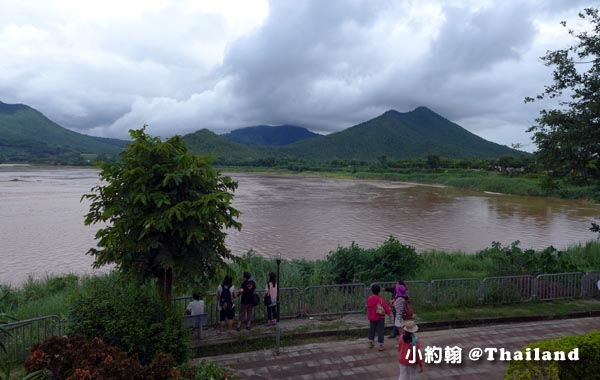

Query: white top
left=217, top=284, right=236, bottom=311
left=186, top=300, right=205, bottom=315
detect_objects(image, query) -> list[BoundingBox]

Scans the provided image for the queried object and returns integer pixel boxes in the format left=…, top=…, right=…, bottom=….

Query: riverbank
left=4, top=237, right=600, bottom=322
left=218, top=165, right=600, bottom=201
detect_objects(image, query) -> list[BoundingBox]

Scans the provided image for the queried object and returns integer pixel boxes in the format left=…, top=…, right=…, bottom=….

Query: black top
left=240, top=280, right=255, bottom=305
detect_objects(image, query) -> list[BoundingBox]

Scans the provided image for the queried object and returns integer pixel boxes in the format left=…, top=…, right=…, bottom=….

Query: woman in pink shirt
left=367, top=284, right=391, bottom=351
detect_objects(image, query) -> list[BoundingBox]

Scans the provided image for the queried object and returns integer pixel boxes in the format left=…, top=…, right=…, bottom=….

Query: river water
left=1, top=166, right=599, bottom=286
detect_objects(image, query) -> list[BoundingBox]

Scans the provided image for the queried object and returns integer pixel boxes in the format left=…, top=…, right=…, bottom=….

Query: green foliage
left=67, top=273, right=190, bottom=365
left=504, top=331, right=600, bottom=380
left=321, top=237, right=423, bottom=284
left=0, top=101, right=125, bottom=164
left=476, top=241, right=579, bottom=276
left=526, top=7, right=600, bottom=186
left=0, top=274, right=80, bottom=319
left=24, top=335, right=179, bottom=380
left=0, top=311, right=11, bottom=378
left=82, top=127, right=242, bottom=300
left=179, top=361, right=233, bottom=380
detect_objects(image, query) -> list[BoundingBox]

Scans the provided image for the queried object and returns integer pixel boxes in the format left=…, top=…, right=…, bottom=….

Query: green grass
left=417, top=299, right=600, bottom=322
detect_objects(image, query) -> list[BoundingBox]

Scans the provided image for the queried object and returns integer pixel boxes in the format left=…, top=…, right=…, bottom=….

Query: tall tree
left=82, top=128, right=241, bottom=301
left=526, top=7, right=600, bottom=185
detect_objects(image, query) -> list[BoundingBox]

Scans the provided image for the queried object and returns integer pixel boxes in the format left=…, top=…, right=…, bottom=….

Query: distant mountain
left=1, top=101, right=527, bottom=165
left=183, top=129, right=265, bottom=162
left=0, top=101, right=128, bottom=164
left=222, top=125, right=321, bottom=146
left=184, top=107, right=526, bottom=162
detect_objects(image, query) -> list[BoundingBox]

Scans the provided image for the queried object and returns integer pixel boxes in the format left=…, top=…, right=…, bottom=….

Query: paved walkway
left=197, top=316, right=600, bottom=380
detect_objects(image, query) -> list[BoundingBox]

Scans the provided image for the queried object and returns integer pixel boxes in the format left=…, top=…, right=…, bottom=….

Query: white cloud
left=0, top=0, right=597, bottom=151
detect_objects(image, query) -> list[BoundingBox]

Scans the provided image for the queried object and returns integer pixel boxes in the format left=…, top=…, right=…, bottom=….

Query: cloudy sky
left=0, top=0, right=597, bottom=151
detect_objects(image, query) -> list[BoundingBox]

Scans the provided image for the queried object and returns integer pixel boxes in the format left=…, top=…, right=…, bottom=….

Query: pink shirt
left=265, top=282, right=277, bottom=302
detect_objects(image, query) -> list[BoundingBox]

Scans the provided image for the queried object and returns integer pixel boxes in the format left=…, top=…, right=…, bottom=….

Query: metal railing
left=0, top=315, right=64, bottom=362
left=582, top=271, right=600, bottom=298
left=535, top=272, right=584, bottom=300
left=429, top=278, right=480, bottom=306
left=303, top=283, right=366, bottom=317
left=4, top=270, right=600, bottom=362
left=481, top=275, right=534, bottom=304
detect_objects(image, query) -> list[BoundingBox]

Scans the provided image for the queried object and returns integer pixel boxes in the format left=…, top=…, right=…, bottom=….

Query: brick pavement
left=198, top=316, right=600, bottom=380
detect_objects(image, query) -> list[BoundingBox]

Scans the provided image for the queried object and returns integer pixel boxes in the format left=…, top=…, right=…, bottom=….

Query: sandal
left=368, top=342, right=374, bottom=349
left=378, top=346, right=385, bottom=351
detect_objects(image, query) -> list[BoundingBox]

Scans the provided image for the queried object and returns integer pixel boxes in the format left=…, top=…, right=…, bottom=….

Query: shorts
left=238, top=303, right=254, bottom=323
left=219, top=308, right=235, bottom=322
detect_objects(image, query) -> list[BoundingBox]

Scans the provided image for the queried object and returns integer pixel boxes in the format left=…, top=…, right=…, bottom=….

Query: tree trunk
left=157, top=267, right=173, bottom=304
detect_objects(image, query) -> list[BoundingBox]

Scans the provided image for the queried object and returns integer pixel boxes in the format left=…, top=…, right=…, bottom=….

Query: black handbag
left=264, top=294, right=272, bottom=306
left=264, top=283, right=272, bottom=306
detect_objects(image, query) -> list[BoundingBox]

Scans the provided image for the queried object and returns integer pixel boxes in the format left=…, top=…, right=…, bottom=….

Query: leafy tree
left=82, top=127, right=241, bottom=301
left=526, top=7, right=600, bottom=185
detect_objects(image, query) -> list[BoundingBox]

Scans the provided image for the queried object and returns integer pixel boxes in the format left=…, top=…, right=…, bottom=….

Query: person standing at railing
left=264, top=271, right=278, bottom=327
left=392, top=283, right=410, bottom=338
left=367, top=284, right=392, bottom=351
left=386, top=280, right=409, bottom=338
left=237, top=271, right=256, bottom=331
left=217, top=275, right=236, bottom=334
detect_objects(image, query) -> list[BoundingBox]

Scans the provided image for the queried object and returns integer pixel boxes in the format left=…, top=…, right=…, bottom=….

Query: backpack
left=219, top=285, right=233, bottom=311
left=402, top=299, right=414, bottom=320
left=376, top=298, right=386, bottom=316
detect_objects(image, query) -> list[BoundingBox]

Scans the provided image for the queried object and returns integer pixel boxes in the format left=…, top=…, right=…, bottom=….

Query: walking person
left=217, top=275, right=236, bottom=334
left=237, top=271, right=256, bottom=331
left=264, top=271, right=278, bottom=327
left=367, top=284, right=392, bottom=351
left=398, top=320, right=424, bottom=379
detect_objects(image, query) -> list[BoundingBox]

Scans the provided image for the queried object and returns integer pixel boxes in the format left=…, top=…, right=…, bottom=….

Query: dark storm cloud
left=1, top=0, right=598, bottom=148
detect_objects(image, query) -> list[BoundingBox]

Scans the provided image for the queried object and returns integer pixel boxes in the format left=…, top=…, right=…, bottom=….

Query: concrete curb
left=192, top=310, right=600, bottom=352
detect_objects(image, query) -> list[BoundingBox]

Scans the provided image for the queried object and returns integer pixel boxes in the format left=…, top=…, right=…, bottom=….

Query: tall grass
left=414, top=250, right=494, bottom=280
left=2, top=239, right=599, bottom=320
left=0, top=274, right=80, bottom=320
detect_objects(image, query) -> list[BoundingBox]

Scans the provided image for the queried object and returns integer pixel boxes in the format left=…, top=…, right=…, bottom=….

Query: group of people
left=199, top=271, right=279, bottom=334
left=184, top=271, right=279, bottom=334
left=367, top=281, right=424, bottom=380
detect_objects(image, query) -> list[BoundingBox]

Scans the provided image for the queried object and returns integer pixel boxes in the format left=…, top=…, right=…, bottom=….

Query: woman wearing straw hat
left=397, top=320, right=423, bottom=379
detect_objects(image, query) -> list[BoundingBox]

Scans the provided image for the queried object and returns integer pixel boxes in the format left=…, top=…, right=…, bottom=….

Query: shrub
left=477, top=241, right=579, bottom=276
left=24, top=335, right=178, bottom=380
left=179, top=361, right=233, bottom=380
left=323, top=237, right=423, bottom=284
left=504, top=330, right=600, bottom=380
left=67, top=273, right=189, bottom=365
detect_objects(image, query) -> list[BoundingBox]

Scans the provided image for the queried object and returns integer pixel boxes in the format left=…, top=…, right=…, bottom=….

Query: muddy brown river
left=1, top=166, right=598, bottom=285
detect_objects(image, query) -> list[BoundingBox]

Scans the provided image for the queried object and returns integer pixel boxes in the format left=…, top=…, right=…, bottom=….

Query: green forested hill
left=222, top=125, right=321, bottom=146
left=0, top=101, right=127, bottom=163
left=1, top=101, right=526, bottom=165
left=283, top=107, right=523, bottom=160
left=183, top=129, right=266, bottom=161
left=184, top=107, right=526, bottom=162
